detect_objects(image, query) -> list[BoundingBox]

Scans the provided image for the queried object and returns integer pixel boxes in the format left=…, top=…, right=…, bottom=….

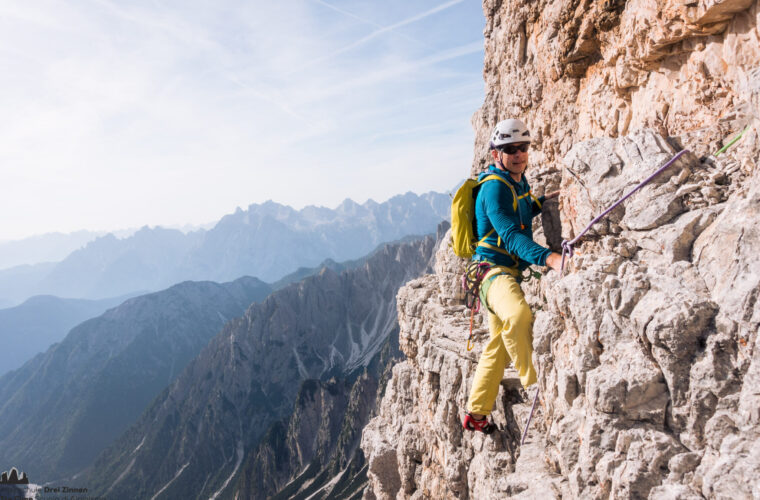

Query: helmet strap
left=494, top=151, right=507, bottom=172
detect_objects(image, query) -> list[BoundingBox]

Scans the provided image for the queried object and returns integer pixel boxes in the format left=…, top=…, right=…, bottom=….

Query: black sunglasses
left=498, top=143, right=529, bottom=154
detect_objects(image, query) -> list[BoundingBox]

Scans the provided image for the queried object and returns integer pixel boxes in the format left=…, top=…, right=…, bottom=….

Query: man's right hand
left=545, top=252, right=564, bottom=271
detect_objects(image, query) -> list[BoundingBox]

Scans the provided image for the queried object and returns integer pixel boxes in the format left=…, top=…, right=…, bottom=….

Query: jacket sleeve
left=481, top=182, right=551, bottom=266
left=530, top=194, right=545, bottom=218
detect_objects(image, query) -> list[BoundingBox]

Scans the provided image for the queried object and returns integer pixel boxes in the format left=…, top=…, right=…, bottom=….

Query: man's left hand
left=545, top=191, right=560, bottom=200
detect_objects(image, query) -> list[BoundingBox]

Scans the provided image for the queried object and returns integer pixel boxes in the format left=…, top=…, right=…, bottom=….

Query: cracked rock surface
left=361, top=1, right=759, bottom=498
left=362, top=129, right=759, bottom=499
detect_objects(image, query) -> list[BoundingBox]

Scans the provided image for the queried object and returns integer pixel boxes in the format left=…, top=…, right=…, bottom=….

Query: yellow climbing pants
left=466, top=265, right=537, bottom=416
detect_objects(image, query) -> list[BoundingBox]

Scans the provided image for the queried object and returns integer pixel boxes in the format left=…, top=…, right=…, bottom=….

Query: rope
left=714, top=125, right=750, bottom=156
left=518, top=149, right=691, bottom=445
left=560, top=149, right=690, bottom=272
left=521, top=386, right=540, bottom=445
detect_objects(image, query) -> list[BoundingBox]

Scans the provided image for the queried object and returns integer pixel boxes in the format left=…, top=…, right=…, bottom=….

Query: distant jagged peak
left=244, top=199, right=296, bottom=215
left=220, top=191, right=449, bottom=228
left=4, top=188, right=450, bottom=304
left=337, top=197, right=361, bottom=210
left=131, top=225, right=186, bottom=238
left=78, top=225, right=187, bottom=252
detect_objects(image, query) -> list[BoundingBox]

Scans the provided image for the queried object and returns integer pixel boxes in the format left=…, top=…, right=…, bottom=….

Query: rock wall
left=362, top=1, right=760, bottom=498
left=472, top=0, right=760, bottom=185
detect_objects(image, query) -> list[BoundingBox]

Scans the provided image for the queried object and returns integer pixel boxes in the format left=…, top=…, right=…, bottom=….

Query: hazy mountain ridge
left=35, top=227, right=205, bottom=301
left=185, top=191, right=449, bottom=283
left=0, top=226, right=212, bottom=271
left=0, top=214, right=400, bottom=387
left=0, top=192, right=449, bottom=305
left=84, top=234, right=438, bottom=499
left=0, top=276, right=272, bottom=481
left=0, top=293, right=139, bottom=376
left=0, top=263, right=58, bottom=309
left=0, top=230, right=104, bottom=271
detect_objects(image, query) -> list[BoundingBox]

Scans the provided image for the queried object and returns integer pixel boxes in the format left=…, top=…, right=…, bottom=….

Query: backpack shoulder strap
left=477, top=174, right=517, bottom=211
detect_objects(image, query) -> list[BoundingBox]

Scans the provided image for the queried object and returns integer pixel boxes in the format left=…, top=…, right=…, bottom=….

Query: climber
left=462, top=118, right=565, bottom=434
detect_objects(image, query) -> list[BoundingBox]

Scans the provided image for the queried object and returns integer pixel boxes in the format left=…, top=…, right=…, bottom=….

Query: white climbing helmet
left=490, top=118, right=531, bottom=149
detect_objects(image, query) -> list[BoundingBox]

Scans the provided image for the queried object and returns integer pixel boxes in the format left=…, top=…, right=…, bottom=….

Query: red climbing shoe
left=462, top=412, right=496, bottom=434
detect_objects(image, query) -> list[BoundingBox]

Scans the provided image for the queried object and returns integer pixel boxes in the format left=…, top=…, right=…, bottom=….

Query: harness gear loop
left=519, top=268, right=542, bottom=283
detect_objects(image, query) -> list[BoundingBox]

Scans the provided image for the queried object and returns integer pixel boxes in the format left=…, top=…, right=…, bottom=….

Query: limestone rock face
left=362, top=2, right=759, bottom=497
left=472, top=0, right=760, bottom=179
left=363, top=128, right=759, bottom=499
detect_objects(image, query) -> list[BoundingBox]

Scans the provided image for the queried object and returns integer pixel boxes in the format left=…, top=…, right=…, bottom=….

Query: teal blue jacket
left=473, top=165, right=550, bottom=270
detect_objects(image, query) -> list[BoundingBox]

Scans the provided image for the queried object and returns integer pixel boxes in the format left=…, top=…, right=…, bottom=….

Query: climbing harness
left=714, top=125, right=750, bottom=156
left=559, top=149, right=691, bottom=272
left=522, top=148, right=692, bottom=446
left=462, top=260, right=541, bottom=351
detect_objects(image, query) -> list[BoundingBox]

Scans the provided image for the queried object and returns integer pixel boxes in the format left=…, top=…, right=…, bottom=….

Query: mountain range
left=0, top=231, right=104, bottom=270
left=0, top=227, right=441, bottom=497
left=83, top=233, right=438, bottom=499
left=0, top=277, right=272, bottom=481
left=0, top=192, right=449, bottom=306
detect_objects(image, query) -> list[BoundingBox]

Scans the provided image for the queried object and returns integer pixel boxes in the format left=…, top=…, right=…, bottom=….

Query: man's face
left=493, top=142, right=529, bottom=175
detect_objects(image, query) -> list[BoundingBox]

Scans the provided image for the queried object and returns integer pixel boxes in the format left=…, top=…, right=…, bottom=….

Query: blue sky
left=1, top=0, right=485, bottom=240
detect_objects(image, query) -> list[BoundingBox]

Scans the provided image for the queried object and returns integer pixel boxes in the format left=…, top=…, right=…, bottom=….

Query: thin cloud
left=375, top=0, right=466, bottom=34
left=303, top=0, right=465, bottom=70
left=367, top=119, right=467, bottom=143
left=296, top=40, right=483, bottom=104
left=224, top=74, right=315, bottom=125
left=91, top=0, right=221, bottom=52
left=311, top=0, right=427, bottom=48
left=336, top=82, right=483, bottom=130
left=312, top=0, right=383, bottom=28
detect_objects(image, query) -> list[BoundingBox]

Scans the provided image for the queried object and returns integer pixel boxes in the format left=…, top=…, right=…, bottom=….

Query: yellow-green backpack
left=450, top=174, right=516, bottom=259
